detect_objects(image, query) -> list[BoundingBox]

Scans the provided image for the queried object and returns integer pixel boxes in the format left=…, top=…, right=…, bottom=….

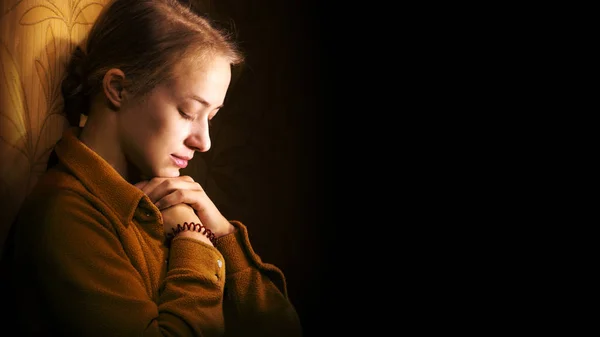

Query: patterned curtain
left=0, top=0, right=110, bottom=249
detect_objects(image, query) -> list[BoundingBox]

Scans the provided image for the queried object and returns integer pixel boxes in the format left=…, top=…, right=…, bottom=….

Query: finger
left=156, top=189, right=230, bottom=236
left=136, top=177, right=166, bottom=196
left=147, top=180, right=202, bottom=204
left=155, top=189, right=206, bottom=212
left=133, top=180, right=149, bottom=190
left=179, top=175, right=195, bottom=183
left=148, top=180, right=203, bottom=205
left=140, top=176, right=197, bottom=202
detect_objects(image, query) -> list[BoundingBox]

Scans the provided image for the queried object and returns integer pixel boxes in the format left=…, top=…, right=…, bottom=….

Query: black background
left=0, top=0, right=337, bottom=335
left=191, top=1, right=334, bottom=335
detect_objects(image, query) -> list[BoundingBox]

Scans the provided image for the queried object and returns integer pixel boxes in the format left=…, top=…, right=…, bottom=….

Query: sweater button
left=217, top=259, right=222, bottom=268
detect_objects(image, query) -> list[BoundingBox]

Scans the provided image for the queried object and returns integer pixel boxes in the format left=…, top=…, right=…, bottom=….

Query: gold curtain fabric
left=0, top=0, right=110, bottom=248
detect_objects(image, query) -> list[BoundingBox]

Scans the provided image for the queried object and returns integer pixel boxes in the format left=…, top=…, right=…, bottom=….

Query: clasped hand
left=134, top=175, right=234, bottom=240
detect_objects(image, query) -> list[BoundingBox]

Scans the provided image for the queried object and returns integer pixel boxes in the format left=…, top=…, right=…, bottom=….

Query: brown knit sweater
left=2, top=127, right=303, bottom=337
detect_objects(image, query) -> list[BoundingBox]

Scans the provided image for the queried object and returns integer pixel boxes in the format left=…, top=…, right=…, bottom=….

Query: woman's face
left=117, top=56, right=232, bottom=178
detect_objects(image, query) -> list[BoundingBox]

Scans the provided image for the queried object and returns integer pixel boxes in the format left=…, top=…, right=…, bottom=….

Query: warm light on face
left=117, top=55, right=233, bottom=179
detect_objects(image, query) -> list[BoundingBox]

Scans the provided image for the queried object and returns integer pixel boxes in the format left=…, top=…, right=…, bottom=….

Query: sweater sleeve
left=215, top=221, right=303, bottom=337
left=11, top=190, right=225, bottom=337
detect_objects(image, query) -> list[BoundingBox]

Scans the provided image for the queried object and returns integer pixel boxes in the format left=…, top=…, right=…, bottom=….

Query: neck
left=79, top=106, right=141, bottom=183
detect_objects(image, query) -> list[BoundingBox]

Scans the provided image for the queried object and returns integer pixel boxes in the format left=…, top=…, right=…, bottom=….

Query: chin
left=156, top=168, right=181, bottom=178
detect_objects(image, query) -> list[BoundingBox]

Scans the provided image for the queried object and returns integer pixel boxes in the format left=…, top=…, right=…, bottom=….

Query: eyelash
left=179, top=109, right=213, bottom=126
left=179, top=109, right=194, bottom=120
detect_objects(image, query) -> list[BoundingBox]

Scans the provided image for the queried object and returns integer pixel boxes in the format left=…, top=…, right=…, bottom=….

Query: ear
left=102, top=68, right=127, bottom=110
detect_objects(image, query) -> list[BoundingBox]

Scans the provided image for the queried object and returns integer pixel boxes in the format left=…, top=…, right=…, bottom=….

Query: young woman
left=1, top=0, right=303, bottom=336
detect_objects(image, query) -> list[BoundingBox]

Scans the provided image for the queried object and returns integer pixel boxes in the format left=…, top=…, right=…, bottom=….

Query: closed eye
left=180, top=109, right=215, bottom=127
left=178, top=109, right=193, bottom=120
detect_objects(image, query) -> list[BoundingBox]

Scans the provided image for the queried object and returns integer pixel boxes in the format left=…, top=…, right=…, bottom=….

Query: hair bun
left=61, top=46, right=90, bottom=127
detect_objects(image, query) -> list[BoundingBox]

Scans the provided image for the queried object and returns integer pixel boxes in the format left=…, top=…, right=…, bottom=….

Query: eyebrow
left=191, top=95, right=224, bottom=109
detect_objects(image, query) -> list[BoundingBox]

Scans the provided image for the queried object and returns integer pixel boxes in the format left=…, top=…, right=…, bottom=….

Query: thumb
left=133, top=181, right=149, bottom=191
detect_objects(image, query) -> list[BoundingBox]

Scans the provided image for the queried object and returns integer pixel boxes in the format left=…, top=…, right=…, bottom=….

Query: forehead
left=167, top=56, right=232, bottom=102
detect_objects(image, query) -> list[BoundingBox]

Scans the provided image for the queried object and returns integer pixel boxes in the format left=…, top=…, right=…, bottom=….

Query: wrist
left=212, top=221, right=236, bottom=238
left=176, top=230, right=214, bottom=245
left=167, top=221, right=216, bottom=245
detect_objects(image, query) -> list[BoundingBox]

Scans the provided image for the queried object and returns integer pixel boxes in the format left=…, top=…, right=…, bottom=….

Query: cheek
left=138, top=103, right=174, bottom=137
left=132, top=116, right=162, bottom=150
left=146, top=106, right=166, bottom=131
left=125, top=100, right=188, bottom=153
left=151, top=118, right=190, bottom=151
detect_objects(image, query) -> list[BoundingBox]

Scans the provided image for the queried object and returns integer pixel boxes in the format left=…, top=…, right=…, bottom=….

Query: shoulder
left=16, top=168, right=112, bottom=236
left=34, top=164, right=87, bottom=196
left=12, top=176, right=119, bottom=262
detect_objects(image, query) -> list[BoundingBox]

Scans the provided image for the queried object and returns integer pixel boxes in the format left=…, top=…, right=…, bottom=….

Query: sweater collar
left=54, top=126, right=148, bottom=224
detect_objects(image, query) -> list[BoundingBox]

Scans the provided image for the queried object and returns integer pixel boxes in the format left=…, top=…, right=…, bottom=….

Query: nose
left=185, top=121, right=211, bottom=152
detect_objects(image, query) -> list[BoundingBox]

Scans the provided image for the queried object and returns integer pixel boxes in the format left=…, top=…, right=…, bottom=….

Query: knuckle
left=165, top=179, right=176, bottom=189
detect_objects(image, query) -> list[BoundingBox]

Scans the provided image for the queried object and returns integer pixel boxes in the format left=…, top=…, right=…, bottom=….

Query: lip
left=171, top=154, right=189, bottom=168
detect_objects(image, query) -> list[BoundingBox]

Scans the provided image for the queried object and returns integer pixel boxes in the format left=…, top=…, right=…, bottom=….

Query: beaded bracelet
left=167, top=222, right=216, bottom=245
